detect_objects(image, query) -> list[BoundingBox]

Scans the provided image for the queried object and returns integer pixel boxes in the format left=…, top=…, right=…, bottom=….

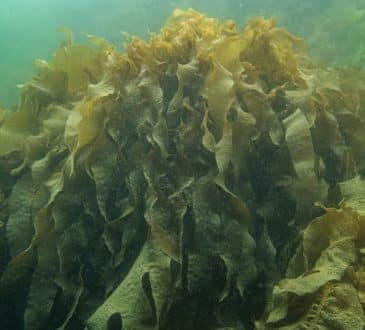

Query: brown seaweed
left=1, top=8, right=365, bottom=330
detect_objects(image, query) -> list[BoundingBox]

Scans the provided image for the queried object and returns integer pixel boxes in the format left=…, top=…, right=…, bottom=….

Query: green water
left=1, top=0, right=365, bottom=107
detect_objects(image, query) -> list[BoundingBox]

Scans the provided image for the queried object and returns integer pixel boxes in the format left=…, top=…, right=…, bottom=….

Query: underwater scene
left=1, top=0, right=365, bottom=329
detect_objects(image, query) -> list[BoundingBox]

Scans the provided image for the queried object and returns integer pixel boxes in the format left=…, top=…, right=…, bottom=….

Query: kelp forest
left=1, top=9, right=365, bottom=330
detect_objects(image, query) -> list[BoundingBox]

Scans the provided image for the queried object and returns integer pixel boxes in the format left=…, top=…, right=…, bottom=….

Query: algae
left=1, top=8, right=365, bottom=330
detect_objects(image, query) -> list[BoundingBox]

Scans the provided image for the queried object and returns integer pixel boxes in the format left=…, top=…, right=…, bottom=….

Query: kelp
left=1, top=8, right=365, bottom=330
left=259, top=194, right=365, bottom=329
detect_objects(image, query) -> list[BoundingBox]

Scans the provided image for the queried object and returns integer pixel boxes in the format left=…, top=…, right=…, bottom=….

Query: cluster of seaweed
left=1, top=9, right=365, bottom=329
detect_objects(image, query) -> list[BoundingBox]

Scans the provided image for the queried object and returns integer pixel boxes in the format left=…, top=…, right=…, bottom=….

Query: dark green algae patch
left=1, top=8, right=365, bottom=330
